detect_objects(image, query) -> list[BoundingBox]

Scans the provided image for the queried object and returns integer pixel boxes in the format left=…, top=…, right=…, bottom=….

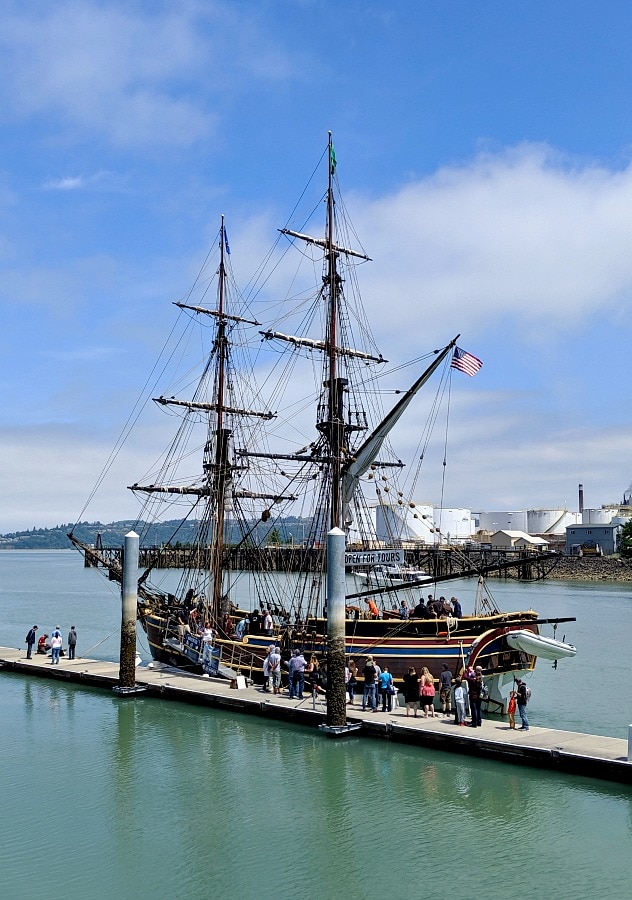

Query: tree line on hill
left=0, top=517, right=312, bottom=550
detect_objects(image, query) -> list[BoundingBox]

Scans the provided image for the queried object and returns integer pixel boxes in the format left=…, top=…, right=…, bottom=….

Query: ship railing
left=217, top=638, right=267, bottom=682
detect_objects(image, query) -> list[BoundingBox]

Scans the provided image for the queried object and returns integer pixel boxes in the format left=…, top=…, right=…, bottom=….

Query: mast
left=209, top=215, right=230, bottom=624
left=325, top=131, right=344, bottom=530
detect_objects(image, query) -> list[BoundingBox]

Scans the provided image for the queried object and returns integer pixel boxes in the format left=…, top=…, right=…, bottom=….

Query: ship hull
left=142, top=609, right=540, bottom=697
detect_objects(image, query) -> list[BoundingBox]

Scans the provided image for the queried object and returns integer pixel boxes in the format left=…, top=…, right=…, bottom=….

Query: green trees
left=620, top=520, right=632, bottom=557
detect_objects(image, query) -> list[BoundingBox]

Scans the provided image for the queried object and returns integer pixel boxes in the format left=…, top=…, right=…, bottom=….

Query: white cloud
left=0, top=1, right=293, bottom=150
left=42, top=171, right=115, bottom=190
left=349, top=145, right=632, bottom=354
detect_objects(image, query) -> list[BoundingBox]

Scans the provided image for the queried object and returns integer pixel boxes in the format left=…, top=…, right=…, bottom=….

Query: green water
left=1, top=552, right=632, bottom=899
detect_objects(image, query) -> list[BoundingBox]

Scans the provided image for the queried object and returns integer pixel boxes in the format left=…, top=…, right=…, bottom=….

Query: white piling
left=119, top=531, right=139, bottom=689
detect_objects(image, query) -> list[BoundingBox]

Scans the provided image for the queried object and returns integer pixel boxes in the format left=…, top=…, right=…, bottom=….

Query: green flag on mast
left=330, top=143, right=337, bottom=174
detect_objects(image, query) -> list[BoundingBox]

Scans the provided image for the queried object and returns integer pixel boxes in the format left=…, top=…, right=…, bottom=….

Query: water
left=1, top=551, right=632, bottom=899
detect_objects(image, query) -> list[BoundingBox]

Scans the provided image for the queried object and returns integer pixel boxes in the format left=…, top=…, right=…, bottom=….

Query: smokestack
left=578, top=483, right=584, bottom=514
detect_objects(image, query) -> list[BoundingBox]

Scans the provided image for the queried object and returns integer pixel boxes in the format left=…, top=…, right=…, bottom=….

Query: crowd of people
left=25, top=610, right=530, bottom=729
left=25, top=625, right=78, bottom=662
left=406, top=594, right=463, bottom=619
left=258, top=642, right=531, bottom=730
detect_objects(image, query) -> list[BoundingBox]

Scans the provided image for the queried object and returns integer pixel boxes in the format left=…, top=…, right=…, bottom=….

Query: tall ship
left=70, top=135, right=575, bottom=709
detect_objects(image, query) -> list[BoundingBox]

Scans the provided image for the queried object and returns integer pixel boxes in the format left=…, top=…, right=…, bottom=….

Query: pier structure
left=83, top=544, right=559, bottom=580
left=1, top=646, right=629, bottom=785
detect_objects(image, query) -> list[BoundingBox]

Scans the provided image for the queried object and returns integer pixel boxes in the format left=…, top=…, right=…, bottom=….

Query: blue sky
left=2, top=0, right=632, bottom=532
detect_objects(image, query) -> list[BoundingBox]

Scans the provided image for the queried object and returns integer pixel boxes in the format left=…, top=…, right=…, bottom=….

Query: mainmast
left=324, top=131, right=344, bottom=530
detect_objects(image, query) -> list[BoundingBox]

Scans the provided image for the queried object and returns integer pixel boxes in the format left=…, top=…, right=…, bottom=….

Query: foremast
left=128, top=217, right=274, bottom=627
left=209, top=215, right=230, bottom=622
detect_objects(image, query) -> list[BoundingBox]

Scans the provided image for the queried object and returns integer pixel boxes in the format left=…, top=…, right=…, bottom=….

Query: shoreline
left=530, top=557, right=632, bottom=583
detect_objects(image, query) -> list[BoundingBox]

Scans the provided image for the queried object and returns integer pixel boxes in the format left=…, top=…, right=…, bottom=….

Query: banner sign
left=202, top=646, right=221, bottom=676
left=183, top=632, right=202, bottom=663
left=344, top=549, right=405, bottom=567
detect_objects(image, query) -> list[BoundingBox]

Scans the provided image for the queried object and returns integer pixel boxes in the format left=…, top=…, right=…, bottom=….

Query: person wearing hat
left=25, top=625, right=37, bottom=659
left=515, top=677, right=530, bottom=730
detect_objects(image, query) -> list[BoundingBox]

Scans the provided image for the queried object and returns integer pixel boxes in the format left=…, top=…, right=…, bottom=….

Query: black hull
left=143, top=609, right=541, bottom=686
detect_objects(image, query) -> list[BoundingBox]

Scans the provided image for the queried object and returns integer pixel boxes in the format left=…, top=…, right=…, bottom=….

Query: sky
left=2, top=0, right=632, bottom=533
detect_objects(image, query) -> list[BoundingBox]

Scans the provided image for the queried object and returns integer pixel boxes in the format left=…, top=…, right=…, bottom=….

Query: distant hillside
left=0, top=517, right=311, bottom=550
left=0, top=520, right=196, bottom=550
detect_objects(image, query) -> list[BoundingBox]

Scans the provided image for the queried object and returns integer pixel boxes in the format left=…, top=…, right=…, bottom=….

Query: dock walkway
left=2, top=646, right=630, bottom=785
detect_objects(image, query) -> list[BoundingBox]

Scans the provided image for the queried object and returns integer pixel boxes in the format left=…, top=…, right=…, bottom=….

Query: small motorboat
left=353, top=564, right=430, bottom=587
left=505, top=630, right=577, bottom=660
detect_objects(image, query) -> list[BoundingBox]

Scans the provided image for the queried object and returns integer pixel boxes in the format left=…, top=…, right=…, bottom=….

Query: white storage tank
left=527, top=508, right=569, bottom=535
left=478, top=510, right=528, bottom=533
left=433, top=508, right=473, bottom=543
left=582, top=508, right=614, bottom=525
left=375, top=502, right=434, bottom=543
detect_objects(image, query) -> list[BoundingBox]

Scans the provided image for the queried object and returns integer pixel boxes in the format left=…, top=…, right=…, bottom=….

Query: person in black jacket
left=402, top=666, right=419, bottom=717
left=515, top=677, right=530, bottom=730
left=25, top=625, right=37, bottom=659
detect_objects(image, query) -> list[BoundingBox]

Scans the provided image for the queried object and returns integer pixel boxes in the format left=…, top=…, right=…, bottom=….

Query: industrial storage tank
left=433, top=508, right=473, bottom=543
left=581, top=508, right=614, bottom=525
left=527, top=509, right=575, bottom=535
left=375, top=502, right=434, bottom=544
left=478, top=510, right=528, bottom=533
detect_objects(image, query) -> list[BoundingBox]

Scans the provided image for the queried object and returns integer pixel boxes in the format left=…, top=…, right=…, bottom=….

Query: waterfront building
left=491, top=530, right=550, bottom=551
left=565, top=523, right=622, bottom=556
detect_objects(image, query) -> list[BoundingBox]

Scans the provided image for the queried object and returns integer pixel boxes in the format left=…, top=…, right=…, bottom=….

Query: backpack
left=524, top=685, right=532, bottom=702
left=481, top=683, right=489, bottom=702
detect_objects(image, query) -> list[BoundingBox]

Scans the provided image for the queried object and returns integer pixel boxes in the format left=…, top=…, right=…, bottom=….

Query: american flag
left=451, top=346, right=483, bottom=376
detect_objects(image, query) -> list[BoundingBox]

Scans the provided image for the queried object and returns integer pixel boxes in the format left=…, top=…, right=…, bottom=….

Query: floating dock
left=2, top=646, right=630, bottom=785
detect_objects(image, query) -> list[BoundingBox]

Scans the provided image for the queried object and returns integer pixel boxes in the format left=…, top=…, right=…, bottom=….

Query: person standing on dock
left=467, top=666, right=484, bottom=727
left=268, top=646, right=281, bottom=694
left=439, top=664, right=453, bottom=716
left=362, top=656, right=377, bottom=712
left=454, top=679, right=466, bottom=725
left=378, top=666, right=394, bottom=712
left=402, top=667, right=419, bottom=717
left=50, top=631, right=62, bottom=664
left=288, top=649, right=306, bottom=700
left=515, top=678, right=530, bottom=730
left=420, top=672, right=437, bottom=717
left=67, top=626, right=77, bottom=660
left=346, top=658, right=358, bottom=705
left=25, top=625, right=37, bottom=659
left=507, top=690, right=517, bottom=729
